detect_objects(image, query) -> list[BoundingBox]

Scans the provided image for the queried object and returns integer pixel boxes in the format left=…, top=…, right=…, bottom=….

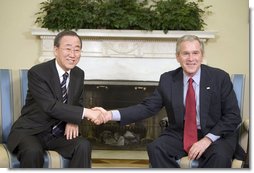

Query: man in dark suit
left=94, top=35, right=242, bottom=168
left=7, top=30, right=104, bottom=168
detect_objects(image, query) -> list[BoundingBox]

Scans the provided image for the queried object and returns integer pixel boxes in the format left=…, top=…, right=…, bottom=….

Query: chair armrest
left=177, top=156, right=199, bottom=168
left=232, top=159, right=244, bottom=168
left=44, top=150, right=70, bottom=168
left=178, top=155, right=245, bottom=168
left=0, top=144, right=69, bottom=168
left=243, top=119, right=249, bottom=132
left=0, top=144, right=10, bottom=168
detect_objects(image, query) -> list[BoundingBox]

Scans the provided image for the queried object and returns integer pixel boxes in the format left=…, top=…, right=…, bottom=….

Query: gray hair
left=176, top=35, right=204, bottom=56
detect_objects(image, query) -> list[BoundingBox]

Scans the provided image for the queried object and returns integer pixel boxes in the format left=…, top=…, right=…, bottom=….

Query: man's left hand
left=188, top=136, right=212, bottom=160
left=64, top=123, right=79, bottom=140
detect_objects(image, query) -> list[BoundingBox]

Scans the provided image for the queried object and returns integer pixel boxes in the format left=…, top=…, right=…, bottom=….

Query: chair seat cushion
left=0, top=144, right=70, bottom=168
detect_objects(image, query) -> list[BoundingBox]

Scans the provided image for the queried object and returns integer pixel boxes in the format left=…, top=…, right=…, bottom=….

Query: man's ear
left=176, top=54, right=180, bottom=63
left=53, top=46, right=58, bottom=57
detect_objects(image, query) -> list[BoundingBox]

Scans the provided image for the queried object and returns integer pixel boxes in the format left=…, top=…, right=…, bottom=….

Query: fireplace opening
left=80, top=80, right=166, bottom=150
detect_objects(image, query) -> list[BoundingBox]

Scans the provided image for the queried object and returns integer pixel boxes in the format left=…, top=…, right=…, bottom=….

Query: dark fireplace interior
left=80, top=80, right=166, bottom=150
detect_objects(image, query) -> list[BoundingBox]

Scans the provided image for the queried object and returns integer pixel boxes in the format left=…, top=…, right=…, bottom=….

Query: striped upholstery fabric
left=0, top=69, right=13, bottom=144
left=0, top=69, right=70, bottom=168
left=19, top=69, right=28, bottom=107
left=0, top=144, right=69, bottom=168
left=231, top=74, right=245, bottom=115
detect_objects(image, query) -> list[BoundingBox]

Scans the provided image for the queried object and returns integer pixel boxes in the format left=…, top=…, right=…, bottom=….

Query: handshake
left=85, top=107, right=113, bottom=125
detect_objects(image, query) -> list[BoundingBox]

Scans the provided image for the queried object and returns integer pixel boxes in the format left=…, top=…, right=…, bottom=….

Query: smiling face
left=176, top=40, right=203, bottom=77
left=54, top=35, right=81, bottom=71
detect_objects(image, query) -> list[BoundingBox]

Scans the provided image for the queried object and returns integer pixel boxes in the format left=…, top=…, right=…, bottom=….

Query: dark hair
left=54, top=30, right=82, bottom=48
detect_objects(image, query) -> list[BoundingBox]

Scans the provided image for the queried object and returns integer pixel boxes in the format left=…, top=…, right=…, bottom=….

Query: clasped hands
left=85, top=107, right=112, bottom=125
left=64, top=107, right=111, bottom=140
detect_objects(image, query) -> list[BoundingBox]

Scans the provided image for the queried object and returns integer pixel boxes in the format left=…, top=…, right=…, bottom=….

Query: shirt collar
left=55, top=60, right=70, bottom=78
left=183, top=68, right=201, bottom=86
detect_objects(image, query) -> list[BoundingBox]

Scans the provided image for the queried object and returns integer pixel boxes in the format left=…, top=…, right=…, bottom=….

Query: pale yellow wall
left=0, top=0, right=250, bottom=146
left=0, top=0, right=43, bottom=68
left=202, top=0, right=249, bottom=123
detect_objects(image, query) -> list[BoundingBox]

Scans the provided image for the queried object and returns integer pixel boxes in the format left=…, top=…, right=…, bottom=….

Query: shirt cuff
left=111, top=110, right=121, bottom=121
left=82, top=108, right=86, bottom=119
left=206, top=133, right=220, bottom=142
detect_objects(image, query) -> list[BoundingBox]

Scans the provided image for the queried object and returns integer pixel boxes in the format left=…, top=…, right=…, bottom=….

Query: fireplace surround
left=31, top=28, right=215, bottom=81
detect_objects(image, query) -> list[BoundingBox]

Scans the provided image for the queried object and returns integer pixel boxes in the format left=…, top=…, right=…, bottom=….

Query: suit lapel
left=199, top=66, right=212, bottom=130
left=49, top=60, right=62, bottom=102
left=171, top=70, right=185, bottom=128
left=67, top=69, right=77, bottom=104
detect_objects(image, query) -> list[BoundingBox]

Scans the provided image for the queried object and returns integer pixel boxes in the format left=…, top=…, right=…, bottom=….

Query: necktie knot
left=62, top=72, right=68, bottom=82
left=188, top=78, right=193, bottom=85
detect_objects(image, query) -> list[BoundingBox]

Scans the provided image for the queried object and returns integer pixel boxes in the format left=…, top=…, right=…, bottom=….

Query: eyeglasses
left=60, top=47, right=81, bottom=54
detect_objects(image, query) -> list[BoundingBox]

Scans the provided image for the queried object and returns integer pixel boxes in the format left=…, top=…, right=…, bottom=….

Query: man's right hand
left=92, top=107, right=112, bottom=123
left=85, top=108, right=106, bottom=125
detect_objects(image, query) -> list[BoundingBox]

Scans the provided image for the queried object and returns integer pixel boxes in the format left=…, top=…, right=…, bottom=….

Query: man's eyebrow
left=63, top=44, right=81, bottom=47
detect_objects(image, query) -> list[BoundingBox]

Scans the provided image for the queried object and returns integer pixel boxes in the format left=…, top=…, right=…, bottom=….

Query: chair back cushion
left=231, top=74, right=245, bottom=116
left=0, top=69, right=14, bottom=143
left=19, top=69, right=28, bottom=107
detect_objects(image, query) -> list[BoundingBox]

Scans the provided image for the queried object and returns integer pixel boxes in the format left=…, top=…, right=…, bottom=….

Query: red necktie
left=183, top=78, right=198, bottom=152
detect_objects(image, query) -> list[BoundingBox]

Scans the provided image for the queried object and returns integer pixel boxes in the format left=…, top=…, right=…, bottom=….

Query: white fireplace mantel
left=31, top=28, right=216, bottom=82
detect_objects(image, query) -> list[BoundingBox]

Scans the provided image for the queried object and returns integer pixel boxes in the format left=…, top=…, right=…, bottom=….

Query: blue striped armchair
left=0, top=69, right=70, bottom=168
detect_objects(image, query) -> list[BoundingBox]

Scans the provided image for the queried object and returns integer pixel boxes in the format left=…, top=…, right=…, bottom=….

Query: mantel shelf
left=31, top=28, right=216, bottom=40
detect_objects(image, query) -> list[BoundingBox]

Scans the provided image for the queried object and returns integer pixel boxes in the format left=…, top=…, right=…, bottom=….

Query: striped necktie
left=61, top=72, right=68, bottom=103
left=52, top=72, right=69, bottom=137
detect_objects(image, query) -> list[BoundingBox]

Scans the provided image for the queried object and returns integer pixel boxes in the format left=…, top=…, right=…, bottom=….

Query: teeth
left=67, top=59, right=74, bottom=62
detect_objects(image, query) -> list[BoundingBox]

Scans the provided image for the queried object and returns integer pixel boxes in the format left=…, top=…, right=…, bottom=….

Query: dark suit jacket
left=7, top=59, right=84, bottom=152
left=119, top=65, right=242, bottom=148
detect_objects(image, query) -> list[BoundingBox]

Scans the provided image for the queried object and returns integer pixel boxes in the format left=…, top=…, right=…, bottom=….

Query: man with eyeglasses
left=7, top=30, right=105, bottom=168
